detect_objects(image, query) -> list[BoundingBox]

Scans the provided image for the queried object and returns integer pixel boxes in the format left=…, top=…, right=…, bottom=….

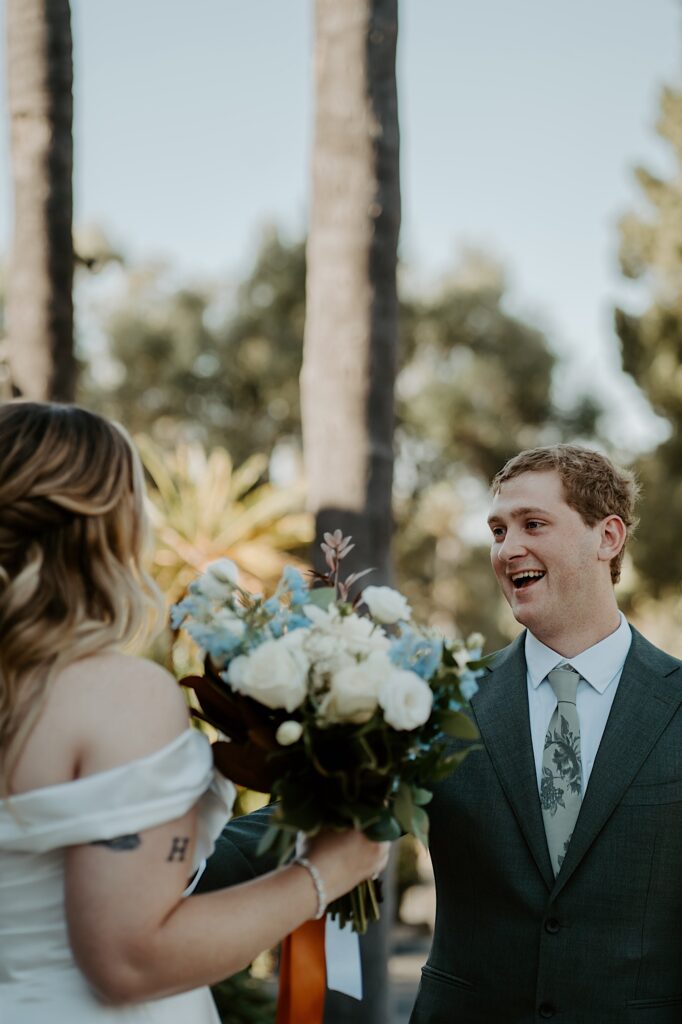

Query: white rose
left=339, top=612, right=391, bottom=655
left=283, top=628, right=335, bottom=685
left=362, top=586, right=412, bottom=624
left=226, top=636, right=309, bottom=712
left=302, top=605, right=389, bottom=659
left=303, top=630, right=344, bottom=665
left=378, top=670, right=433, bottom=731
left=292, top=626, right=351, bottom=684
left=319, top=651, right=393, bottom=724
left=302, top=604, right=334, bottom=628
left=276, top=720, right=304, bottom=745
left=225, top=653, right=248, bottom=688
left=313, top=651, right=382, bottom=724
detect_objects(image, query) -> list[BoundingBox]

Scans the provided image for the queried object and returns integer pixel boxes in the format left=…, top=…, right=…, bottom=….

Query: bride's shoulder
left=55, top=654, right=191, bottom=774
left=56, top=652, right=181, bottom=711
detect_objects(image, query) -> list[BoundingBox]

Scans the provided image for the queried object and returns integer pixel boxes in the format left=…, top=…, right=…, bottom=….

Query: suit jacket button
left=538, top=1003, right=556, bottom=1018
left=544, top=916, right=560, bottom=934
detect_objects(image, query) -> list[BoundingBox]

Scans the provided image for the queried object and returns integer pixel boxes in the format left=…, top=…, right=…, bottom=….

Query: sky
left=1, top=0, right=680, bottom=451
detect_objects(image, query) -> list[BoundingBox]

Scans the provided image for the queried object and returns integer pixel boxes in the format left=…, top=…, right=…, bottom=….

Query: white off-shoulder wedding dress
left=0, top=729, right=235, bottom=1023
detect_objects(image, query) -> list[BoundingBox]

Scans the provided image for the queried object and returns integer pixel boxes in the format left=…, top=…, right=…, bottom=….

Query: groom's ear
left=597, top=515, right=626, bottom=564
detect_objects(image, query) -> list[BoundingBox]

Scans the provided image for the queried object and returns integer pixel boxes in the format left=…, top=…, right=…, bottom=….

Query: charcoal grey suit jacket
left=410, top=626, right=682, bottom=1024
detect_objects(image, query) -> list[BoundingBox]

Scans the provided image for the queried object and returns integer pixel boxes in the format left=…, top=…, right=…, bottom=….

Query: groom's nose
left=497, top=528, right=528, bottom=563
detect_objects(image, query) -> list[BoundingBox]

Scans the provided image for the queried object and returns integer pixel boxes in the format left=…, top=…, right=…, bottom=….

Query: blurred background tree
left=5, top=0, right=75, bottom=400
left=6, top=6, right=677, bottom=1020
left=615, top=85, right=682, bottom=618
left=81, top=231, right=305, bottom=462
left=137, top=433, right=311, bottom=677
left=300, top=1, right=400, bottom=1020
left=81, top=233, right=601, bottom=655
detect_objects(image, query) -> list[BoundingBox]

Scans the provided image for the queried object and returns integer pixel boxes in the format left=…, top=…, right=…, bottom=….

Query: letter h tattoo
left=167, top=836, right=190, bottom=863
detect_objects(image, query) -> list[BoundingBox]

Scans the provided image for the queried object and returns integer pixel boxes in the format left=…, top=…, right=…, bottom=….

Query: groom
left=410, top=445, right=682, bottom=1023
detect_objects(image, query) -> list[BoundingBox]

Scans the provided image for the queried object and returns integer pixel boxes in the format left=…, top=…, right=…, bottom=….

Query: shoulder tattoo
left=91, top=834, right=142, bottom=852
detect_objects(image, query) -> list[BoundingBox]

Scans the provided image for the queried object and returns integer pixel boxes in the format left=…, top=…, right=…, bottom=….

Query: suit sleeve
left=193, top=803, right=280, bottom=893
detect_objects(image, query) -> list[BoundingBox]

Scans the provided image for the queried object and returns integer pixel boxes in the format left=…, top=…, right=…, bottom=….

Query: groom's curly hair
left=491, top=444, right=639, bottom=584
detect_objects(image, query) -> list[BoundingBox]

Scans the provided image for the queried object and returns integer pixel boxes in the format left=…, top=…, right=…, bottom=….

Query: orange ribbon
left=276, top=917, right=327, bottom=1024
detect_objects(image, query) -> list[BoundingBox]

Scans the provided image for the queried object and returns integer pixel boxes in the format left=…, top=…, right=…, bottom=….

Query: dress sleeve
left=0, top=730, right=235, bottom=872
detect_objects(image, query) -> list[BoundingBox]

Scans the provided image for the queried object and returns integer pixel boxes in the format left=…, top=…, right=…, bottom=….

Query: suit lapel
left=552, top=627, right=682, bottom=897
left=471, top=633, right=555, bottom=891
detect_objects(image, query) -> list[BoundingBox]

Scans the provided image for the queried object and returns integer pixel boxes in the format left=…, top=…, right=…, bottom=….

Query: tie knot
left=547, top=664, right=580, bottom=704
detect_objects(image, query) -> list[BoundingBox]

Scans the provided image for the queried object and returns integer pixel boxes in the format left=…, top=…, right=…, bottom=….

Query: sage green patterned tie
left=541, top=665, right=583, bottom=876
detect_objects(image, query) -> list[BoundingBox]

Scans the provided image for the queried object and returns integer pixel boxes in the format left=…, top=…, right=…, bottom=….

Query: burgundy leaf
left=211, top=740, right=279, bottom=792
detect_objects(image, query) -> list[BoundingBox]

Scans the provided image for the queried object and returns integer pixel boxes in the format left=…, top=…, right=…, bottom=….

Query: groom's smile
left=509, top=569, right=547, bottom=590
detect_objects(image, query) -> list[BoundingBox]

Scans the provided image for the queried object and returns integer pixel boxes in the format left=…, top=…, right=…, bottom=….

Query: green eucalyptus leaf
left=440, top=710, right=479, bottom=740
left=364, top=809, right=402, bottom=841
left=410, top=805, right=430, bottom=847
left=464, top=657, right=490, bottom=671
left=432, top=743, right=483, bottom=779
left=393, top=782, right=416, bottom=835
left=280, top=802, right=321, bottom=831
left=305, top=587, right=336, bottom=610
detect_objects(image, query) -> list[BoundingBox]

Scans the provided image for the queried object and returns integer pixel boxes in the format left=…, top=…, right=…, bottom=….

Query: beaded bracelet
left=294, top=856, right=327, bottom=920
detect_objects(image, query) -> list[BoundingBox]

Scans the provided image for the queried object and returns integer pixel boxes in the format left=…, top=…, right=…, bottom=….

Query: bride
left=0, top=400, right=388, bottom=1023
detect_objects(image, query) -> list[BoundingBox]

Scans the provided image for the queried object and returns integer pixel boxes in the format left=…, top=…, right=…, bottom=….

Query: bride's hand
left=303, top=829, right=390, bottom=904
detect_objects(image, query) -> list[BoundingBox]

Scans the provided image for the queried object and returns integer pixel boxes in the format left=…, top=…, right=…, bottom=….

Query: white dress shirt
left=525, top=613, right=632, bottom=794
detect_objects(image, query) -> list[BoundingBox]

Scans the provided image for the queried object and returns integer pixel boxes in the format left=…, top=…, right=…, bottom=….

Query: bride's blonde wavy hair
left=0, top=401, right=166, bottom=790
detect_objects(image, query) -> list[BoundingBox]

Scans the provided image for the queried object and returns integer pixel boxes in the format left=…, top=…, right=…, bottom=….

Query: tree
left=81, top=233, right=599, bottom=652
left=5, top=0, right=75, bottom=401
left=81, top=231, right=305, bottom=463
left=300, top=3, right=400, bottom=1022
left=398, top=251, right=598, bottom=486
left=615, top=85, right=682, bottom=597
left=395, top=251, right=600, bottom=649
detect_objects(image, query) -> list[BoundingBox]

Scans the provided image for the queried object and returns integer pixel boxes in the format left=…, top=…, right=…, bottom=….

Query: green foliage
left=80, top=233, right=599, bottom=647
left=210, top=970, right=275, bottom=1024
left=80, top=229, right=305, bottom=463
left=615, top=85, right=682, bottom=596
left=398, top=252, right=599, bottom=485
left=139, top=434, right=312, bottom=608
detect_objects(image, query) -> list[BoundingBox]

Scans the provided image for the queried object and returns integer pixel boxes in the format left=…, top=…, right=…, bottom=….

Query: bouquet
left=172, top=531, right=487, bottom=933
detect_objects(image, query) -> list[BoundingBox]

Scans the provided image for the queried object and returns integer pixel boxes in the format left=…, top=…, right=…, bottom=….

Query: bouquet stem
left=328, top=878, right=381, bottom=935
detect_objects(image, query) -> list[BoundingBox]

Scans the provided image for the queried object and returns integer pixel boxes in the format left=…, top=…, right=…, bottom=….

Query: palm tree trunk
left=6, top=0, right=75, bottom=402
left=301, top=2, right=400, bottom=1021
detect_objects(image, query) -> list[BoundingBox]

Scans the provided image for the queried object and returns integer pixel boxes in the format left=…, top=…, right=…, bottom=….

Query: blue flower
left=263, top=597, right=281, bottom=615
left=279, top=566, right=309, bottom=607
left=284, top=612, right=312, bottom=632
left=170, top=594, right=209, bottom=630
left=458, top=671, right=479, bottom=702
left=268, top=609, right=311, bottom=639
left=389, top=629, right=442, bottom=680
left=184, top=624, right=245, bottom=661
left=268, top=616, right=286, bottom=639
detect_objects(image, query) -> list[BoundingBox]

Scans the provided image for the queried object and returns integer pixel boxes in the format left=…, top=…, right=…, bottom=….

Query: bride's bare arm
left=63, top=656, right=387, bottom=1005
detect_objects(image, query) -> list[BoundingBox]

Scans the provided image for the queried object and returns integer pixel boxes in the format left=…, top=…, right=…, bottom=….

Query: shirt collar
left=525, top=612, right=632, bottom=693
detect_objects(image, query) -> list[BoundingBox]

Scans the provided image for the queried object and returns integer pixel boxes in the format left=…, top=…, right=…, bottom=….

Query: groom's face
left=487, top=469, right=605, bottom=646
